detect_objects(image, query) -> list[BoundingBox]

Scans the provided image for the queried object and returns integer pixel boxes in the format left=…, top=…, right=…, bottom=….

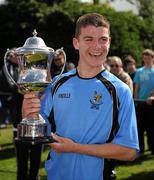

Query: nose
left=92, top=40, right=101, bottom=49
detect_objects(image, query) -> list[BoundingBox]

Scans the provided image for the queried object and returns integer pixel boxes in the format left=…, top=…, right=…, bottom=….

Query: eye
left=85, top=37, right=93, bottom=42
left=100, top=37, right=108, bottom=43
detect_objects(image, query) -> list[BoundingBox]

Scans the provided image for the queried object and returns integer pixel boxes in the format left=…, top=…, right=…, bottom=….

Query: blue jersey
left=40, top=69, right=139, bottom=180
left=133, top=67, right=154, bottom=100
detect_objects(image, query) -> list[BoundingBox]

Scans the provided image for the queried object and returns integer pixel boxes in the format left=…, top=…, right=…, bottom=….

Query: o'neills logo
left=58, top=93, right=71, bottom=98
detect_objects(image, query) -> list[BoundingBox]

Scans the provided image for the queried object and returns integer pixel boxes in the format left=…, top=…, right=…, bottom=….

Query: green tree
left=108, top=11, right=144, bottom=64
left=0, top=0, right=153, bottom=66
left=127, top=0, right=154, bottom=20
left=0, top=0, right=49, bottom=58
left=60, top=1, right=144, bottom=63
left=137, top=0, right=154, bottom=50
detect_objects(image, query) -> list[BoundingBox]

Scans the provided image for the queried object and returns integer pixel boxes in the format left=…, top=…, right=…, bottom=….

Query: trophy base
left=14, top=136, right=57, bottom=145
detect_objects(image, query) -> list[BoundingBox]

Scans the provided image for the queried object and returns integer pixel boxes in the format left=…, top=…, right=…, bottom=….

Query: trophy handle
left=52, top=47, right=67, bottom=85
left=3, top=49, right=19, bottom=88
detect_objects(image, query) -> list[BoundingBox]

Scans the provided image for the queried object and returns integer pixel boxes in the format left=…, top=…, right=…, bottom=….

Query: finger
left=27, top=107, right=40, bottom=114
left=23, top=97, right=40, bottom=108
left=31, top=98, right=41, bottom=108
left=51, top=133, right=63, bottom=143
left=22, top=108, right=40, bottom=118
left=24, top=113, right=39, bottom=119
left=22, top=98, right=40, bottom=118
left=49, top=143, right=60, bottom=153
left=24, top=92, right=38, bottom=99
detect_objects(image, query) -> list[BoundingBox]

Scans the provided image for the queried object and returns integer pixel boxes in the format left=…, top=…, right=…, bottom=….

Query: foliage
left=0, top=0, right=153, bottom=66
left=127, top=0, right=154, bottom=20
left=59, top=1, right=146, bottom=64
left=40, top=10, right=76, bottom=63
left=0, top=0, right=48, bottom=51
left=107, top=11, right=144, bottom=64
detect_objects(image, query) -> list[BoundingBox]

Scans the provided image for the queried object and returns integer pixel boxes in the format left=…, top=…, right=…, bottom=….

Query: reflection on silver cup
left=4, top=30, right=66, bottom=144
left=17, top=68, right=49, bottom=94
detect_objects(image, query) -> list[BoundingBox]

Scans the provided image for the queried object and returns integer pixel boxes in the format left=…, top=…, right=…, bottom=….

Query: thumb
left=51, top=133, right=63, bottom=143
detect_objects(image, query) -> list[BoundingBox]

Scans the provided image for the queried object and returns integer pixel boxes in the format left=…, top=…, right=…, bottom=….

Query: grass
left=0, top=125, right=154, bottom=180
left=0, top=125, right=50, bottom=180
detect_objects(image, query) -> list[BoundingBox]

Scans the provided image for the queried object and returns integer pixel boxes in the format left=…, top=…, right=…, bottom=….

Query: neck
left=145, top=64, right=154, bottom=68
left=77, top=65, right=105, bottom=78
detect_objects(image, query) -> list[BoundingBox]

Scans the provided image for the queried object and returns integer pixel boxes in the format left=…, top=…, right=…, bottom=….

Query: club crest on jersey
left=90, top=91, right=103, bottom=110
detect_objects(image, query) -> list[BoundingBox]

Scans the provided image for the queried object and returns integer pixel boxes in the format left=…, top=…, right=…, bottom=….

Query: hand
left=146, top=96, right=154, bottom=105
left=49, top=133, right=76, bottom=153
left=22, top=92, right=41, bottom=119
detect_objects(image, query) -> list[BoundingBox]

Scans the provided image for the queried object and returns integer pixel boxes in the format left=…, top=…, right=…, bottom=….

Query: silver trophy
left=4, top=30, right=66, bottom=144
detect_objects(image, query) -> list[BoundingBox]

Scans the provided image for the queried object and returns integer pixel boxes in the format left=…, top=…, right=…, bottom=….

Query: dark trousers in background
left=14, top=132, right=43, bottom=180
left=135, top=101, right=154, bottom=154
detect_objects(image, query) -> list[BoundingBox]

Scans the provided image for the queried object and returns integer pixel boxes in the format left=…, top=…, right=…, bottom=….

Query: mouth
left=89, top=52, right=102, bottom=58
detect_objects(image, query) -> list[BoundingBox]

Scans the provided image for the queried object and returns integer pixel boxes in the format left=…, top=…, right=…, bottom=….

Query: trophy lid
left=16, top=29, right=54, bottom=54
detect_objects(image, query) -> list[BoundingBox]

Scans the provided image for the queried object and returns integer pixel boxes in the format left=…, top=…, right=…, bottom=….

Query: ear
left=73, top=38, right=79, bottom=50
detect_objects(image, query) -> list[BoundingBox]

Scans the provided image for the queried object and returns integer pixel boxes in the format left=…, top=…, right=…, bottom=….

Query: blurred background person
left=66, top=62, right=75, bottom=71
left=123, top=55, right=137, bottom=96
left=134, top=49, right=154, bottom=155
left=51, top=49, right=75, bottom=78
left=107, top=56, right=133, bottom=94
left=123, top=55, right=137, bottom=81
left=0, top=49, right=43, bottom=180
left=0, top=48, right=18, bottom=129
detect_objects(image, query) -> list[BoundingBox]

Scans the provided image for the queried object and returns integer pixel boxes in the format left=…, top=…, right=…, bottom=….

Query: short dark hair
left=75, top=13, right=110, bottom=38
left=123, top=55, right=136, bottom=66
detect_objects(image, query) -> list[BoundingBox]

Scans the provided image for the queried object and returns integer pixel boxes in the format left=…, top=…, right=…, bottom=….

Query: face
left=7, top=52, right=19, bottom=65
left=143, top=54, right=154, bottom=67
left=109, top=61, right=122, bottom=75
left=73, top=25, right=111, bottom=69
left=53, top=54, right=65, bottom=67
left=126, top=62, right=136, bottom=73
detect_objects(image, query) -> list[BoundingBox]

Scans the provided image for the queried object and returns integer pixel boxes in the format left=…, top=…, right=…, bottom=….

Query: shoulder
left=53, top=69, right=77, bottom=81
left=102, top=70, right=132, bottom=97
left=118, top=71, right=131, bottom=80
left=102, top=70, right=128, bottom=87
left=120, top=71, right=131, bottom=78
left=62, top=69, right=77, bottom=77
left=51, top=69, right=77, bottom=85
left=136, top=67, right=144, bottom=73
left=51, top=69, right=77, bottom=94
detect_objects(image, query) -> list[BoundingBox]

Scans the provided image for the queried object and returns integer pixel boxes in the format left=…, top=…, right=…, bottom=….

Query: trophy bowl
left=4, top=30, right=66, bottom=144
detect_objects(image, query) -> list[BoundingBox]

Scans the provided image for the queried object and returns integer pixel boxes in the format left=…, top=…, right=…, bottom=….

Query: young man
left=22, top=13, right=139, bottom=180
left=134, top=49, right=154, bottom=155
